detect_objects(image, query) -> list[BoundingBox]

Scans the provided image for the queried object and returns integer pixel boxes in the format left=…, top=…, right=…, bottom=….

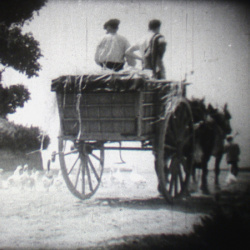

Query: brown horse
left=189, top=98, right=232, bottom=194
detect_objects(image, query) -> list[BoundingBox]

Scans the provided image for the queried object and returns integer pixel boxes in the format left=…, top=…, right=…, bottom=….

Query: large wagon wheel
left=58, top=137, right=105, bottom=200
left=155, top=97, right=194, bottom=203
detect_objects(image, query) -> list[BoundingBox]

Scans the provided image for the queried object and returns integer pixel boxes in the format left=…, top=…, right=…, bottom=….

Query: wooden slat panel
left=56, top=91, right=162, bottom=139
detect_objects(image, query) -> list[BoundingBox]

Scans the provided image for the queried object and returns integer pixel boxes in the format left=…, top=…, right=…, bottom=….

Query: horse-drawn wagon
left=51, top=72, right=194, bottom=203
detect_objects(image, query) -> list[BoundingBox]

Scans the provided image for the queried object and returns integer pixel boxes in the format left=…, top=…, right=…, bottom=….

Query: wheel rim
left=157, top=98, right=194, bottom=202
left=58, top=138, right=104, bottom=200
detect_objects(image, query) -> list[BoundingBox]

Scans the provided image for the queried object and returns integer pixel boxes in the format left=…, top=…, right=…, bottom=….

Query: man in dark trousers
left=95, top=19, right=135, bottom=71
left=224, top=135, right=241, bottom=176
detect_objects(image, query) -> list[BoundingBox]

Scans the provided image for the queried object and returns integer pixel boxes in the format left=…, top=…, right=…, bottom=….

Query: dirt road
left=0, top=150, right=249, bottom=249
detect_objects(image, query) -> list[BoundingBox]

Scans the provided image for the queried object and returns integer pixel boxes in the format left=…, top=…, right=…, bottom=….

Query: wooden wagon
left=51, top=73, right=194, bottom=203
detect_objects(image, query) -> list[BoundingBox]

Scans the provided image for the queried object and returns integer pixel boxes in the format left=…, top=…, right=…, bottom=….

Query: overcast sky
left=4, top=0, right=249, bottom=167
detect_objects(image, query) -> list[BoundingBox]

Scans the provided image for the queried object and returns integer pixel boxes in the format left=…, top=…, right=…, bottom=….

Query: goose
left=7, top=165, right=23, bottom=188
left=42, top=161, right=54, bottom=192
left=53, top=169, right=64, bottom=189
left=225, top=172, right=237, bottom=185
left=129, top=165, right=147, bottom=188
left=27, top=168, right=40, bottom=190
left=20, top=164, right=30, bottom=189
left=0, top=168, right=3, bottom=188
left=109, top=168, right=126, bottom=186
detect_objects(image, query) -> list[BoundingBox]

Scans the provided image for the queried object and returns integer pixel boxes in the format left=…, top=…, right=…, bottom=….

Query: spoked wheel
left=155, top=97, right=194, bottom=203
left=58, top=137, right=105, bottom=200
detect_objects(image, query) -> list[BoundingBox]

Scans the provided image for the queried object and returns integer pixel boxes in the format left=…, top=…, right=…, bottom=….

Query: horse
left=189, top=98, right=232, bottom=194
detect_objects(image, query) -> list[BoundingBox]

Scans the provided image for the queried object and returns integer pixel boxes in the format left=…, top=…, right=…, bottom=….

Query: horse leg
left=191, top=164, right=196, bottom=183
left=214, top=154, right=223, bottom=190
left=188, top=164, right=198, bottom=193
left=200, top=161, right=210, bottom=194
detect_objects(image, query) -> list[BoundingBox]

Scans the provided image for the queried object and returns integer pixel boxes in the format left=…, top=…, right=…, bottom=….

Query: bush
left=0, top=118, right=50, bottom=152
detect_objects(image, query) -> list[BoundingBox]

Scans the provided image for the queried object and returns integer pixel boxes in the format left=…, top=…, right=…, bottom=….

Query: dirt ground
left=0, top=149, right=249, bottom=249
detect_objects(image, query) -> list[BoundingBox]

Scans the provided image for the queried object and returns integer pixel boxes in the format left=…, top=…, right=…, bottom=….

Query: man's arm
left=125, top=44, right=142, bottom=61
left=157, top=37, right=167, bottom=58
left=123, top=38, right=136, bottom=66
left=94, top=38, right=105, bottom=65
left=94, top=43, right=102, bottom=65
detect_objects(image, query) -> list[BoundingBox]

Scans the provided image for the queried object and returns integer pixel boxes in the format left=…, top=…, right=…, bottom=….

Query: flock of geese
left=0, top=164, right=237, bottom=196
left=0, top=164, right=64, bottom=192
left=0, top=164, right=148, bottom=193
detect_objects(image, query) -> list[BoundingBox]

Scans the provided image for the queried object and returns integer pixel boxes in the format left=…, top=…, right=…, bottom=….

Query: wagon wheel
left=58, top=137, right=105, bottom=200
left=155, top=97, right=194, bottom=203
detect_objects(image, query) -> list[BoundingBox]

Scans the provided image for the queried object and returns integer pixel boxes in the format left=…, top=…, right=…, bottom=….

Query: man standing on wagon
left=125, top=19, right=167, bottom=79
left=95, top=19, right=135, bottom=72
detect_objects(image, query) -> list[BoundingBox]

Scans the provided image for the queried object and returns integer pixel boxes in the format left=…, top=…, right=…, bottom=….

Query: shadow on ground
left=84, top=180, right=250, bottom=250
left=93, top=195, right=216, bottom=215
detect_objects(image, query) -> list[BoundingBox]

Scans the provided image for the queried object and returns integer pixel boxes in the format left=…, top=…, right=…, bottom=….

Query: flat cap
left=104, top=19, right=120, bottom=30
left=226, top=135, right=233, bottom=141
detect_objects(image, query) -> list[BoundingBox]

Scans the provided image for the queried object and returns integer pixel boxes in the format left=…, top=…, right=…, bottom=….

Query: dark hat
left=148, top=19, right=161, bottom=30
left=104, top=19, right=120, bottom=30
left=226, top=135, right=233, bottom=142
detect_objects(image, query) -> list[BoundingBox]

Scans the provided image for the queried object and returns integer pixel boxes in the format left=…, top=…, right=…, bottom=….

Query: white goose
left=129, top=165, right=147, bottom=188
left=0, top=168, right=3, bottom=188
left=42, top=161, right=54, bottom=192
left=53, top=169, right=64, bottom=189
left=20, top=164, right=30, bottom=189
left=225, top=172, right=237, bottom=185
left=109, top=168, right=126, bottom=186
left=7, top=165, right=23, bottom=188
left=27, top=168, right=40, bottom=190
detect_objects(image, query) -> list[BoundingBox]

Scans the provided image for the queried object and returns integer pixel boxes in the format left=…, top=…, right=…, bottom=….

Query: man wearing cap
left=224, top=135, right=241, bottom=177
left=125, top=19, right=167, bottom=79
left=95, top=19, right=134, bottom=71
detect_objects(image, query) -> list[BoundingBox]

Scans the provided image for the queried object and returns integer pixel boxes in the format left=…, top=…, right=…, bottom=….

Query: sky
left=3, top=0, right=250, bottom=167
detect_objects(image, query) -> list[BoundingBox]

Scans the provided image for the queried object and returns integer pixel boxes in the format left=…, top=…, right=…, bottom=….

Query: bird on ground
left=6, top=165, right=23, bottom=188
left=0, top=168, right=3, bottom=188
left=26, top=168, right=40, bottom=190
left=129, top=166, right=147, bottom=188
left=20, top=164, right=30, bottom=189
left=42, top=161, right=54, bottom=192
left=109, top=168, right=126, bottom=186
left=225, top=172, right=237, bottom=185
left=53, top=169, right=64, bottom=189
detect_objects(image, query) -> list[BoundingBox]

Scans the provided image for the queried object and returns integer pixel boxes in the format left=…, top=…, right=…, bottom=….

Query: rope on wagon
left=76, top=75, right=86, bottom=142
left=62, top=75, right=71, bottom=108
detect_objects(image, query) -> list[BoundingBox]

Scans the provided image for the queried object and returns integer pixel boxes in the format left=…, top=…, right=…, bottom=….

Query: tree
left=0, top=0, right=47, bottom=118
left=0, top=0, right=47, bottom=78
left=0, top=83, right=30, bottom=118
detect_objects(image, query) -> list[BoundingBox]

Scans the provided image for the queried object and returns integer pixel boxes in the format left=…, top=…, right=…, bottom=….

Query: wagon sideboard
left=51, top=74, right=188, bottom=141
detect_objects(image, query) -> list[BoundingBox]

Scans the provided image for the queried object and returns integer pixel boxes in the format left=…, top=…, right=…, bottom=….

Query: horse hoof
left=157, top=183, right=163, bottom=195
left=183, top=189, right=191, bottom=197
left=201, top=187, right=210, bottom=195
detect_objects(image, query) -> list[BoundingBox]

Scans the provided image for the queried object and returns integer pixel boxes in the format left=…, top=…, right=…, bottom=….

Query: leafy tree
left=0, top=83, right=30, bottom=118
left=0, top=0, right=47, bottom=78
left=0, top=0, right=47, bottom=118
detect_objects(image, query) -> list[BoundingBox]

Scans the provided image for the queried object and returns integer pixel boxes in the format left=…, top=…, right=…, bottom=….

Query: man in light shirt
left=95, top=19, right=134, bottom=72
left=125, top=19, right=167, bottom=79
